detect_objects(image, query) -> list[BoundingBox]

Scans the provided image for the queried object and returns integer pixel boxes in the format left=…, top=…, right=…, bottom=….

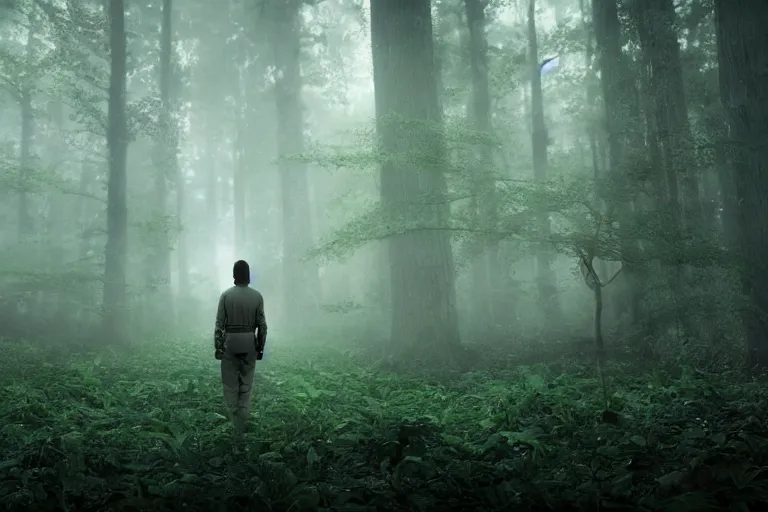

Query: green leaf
left=656, top=470, right=686, bottom=489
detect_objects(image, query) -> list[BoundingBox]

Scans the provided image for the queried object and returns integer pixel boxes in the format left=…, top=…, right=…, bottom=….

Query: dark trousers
left=220, top=351, right=257, bottom=430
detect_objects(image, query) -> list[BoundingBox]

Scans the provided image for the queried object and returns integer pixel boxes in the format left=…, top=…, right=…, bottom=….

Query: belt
left=227, top=326, right=254, bottom=334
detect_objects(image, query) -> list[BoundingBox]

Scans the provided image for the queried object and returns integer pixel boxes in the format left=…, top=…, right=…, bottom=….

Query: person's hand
left=214, top=328, right=225, bottom=360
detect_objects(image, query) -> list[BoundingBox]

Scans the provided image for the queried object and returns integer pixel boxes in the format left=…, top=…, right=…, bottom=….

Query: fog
left=0, top=0, right=625, bottom=348
left=1, top=0, right=767, bottom=509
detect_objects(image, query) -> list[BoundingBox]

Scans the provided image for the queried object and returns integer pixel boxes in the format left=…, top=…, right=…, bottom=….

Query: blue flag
left=540, top=55, right=559, bottom=76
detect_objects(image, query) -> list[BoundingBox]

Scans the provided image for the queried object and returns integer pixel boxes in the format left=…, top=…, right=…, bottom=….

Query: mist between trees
left=1, top=0, right=768, bottom=510
left=1, top=0, right=765, bottom=370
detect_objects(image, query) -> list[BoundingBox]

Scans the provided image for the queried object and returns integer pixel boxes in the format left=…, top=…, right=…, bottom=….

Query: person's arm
left=214, top=293, right=226, bottom=357
left=255, top=294, right=268, bottom=351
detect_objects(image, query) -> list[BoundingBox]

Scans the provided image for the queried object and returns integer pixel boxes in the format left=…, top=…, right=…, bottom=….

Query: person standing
left=214, top=260, right=268, bottom=434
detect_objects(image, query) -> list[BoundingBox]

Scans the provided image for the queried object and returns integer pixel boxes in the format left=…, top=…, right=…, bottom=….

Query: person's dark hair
left=233, top=260, right=250, bottom=285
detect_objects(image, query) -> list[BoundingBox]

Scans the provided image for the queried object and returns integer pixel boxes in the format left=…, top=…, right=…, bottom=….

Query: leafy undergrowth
left=1, top=338, right=767, bottom=512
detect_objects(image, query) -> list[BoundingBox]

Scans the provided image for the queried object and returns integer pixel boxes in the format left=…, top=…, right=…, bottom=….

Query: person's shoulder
left=248, top=287, right=264, bottom=300
left=220, top=286, right=237, bottom=299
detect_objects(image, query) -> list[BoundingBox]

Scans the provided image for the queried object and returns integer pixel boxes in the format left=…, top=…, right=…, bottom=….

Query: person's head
left=233, top=260, right=250, bottom=286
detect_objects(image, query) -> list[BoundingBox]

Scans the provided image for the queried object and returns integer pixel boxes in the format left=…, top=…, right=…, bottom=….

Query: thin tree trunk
left=465, top=0, right=498, bottom=334
left=77, top=155, right=99, bottom=323
left=635, top=16, right=666, bottom=208
left=163, top=0, right=188, bottom=316
left=44, top=100, right=67, bottom=323
left=78, top=157, right=96, bottom=261
left=175, top=152, right=188, bottom=314
left=709, top=117, right=738, bottom=249
left=103, top=0, right=129, bottom=340
left=18, top=16, right=37, bottom=241
left=528, top=0, right=561, bottom=323
left=580, top=0, right=611, bottom=285
left=44, top=100, right=65, bottom=260
left=149, top=0, right=174, bottom=326
left=205, top=134, right=219, bottom=292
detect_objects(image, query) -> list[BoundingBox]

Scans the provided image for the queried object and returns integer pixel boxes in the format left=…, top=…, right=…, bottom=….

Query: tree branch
left=603, top=265, right=623, bottom=287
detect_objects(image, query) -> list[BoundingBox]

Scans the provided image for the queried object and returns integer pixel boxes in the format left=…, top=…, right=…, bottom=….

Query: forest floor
left=0, top=337, right=767, bottom=512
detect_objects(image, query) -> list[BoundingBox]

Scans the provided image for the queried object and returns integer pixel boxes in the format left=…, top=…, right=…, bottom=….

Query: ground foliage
left=1, top=337, right=767, bottom=512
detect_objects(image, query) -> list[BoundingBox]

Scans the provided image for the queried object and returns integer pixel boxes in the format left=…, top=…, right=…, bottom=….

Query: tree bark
left=147, top=0, right=174, bottom=326
left=18, top=15, right=37, bottom=241
left=370, top=0, right=461, bottom=356
left=528, top=0, right=561, bottom=323
left=271, top=0, right=321, bottom=322
left=205, top=133, right=219, bottom=292
left=103, top=0, right=128, bottom=340
left=465, top=0, right=498, bottom=334
left=579, top=0, right=600, bottom=182
left=593, top=0, right=645, bottom=326
left=714, top=0, right=768, bottom=368
left=633, top=0, right=702, bottom=226
left=165, top=0, right=188, bottom=313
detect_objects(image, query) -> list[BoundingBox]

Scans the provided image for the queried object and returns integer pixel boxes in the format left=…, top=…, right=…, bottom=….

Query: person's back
left=217, top=285, right=266, bottom=354
left=213, top=260, right=268, bottom=435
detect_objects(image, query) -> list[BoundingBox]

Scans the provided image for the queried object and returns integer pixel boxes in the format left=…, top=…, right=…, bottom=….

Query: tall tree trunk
left=580, top=0, right=612, bottom=287
left=77, top=155, right=98, bottom=323
left=580, top=0, right=600, bottom=183
left=103, top=0, right=129, bottom=340
left=465, top=0, right=498, bottom=335
left=632, top=0, right=701, bottom=339
left=44, top=100, right=65, bottom=260
left=370, top=0, right=461, bottom=357
left=78, top=157, right=97, bottom=261
left=174, top=131, right=188, bottom=318
left=18, top=15, right=37, bottom=241
left=634, top=0, right=701, bottom=226
left=205, top=133, right=219, bottom=292
left=148, top=0, right=174, bottom=327
left=44, top=100, right=66, bottom=322
left=635, top=17, right=666, bottom=208
left=714, top=0, right=768, bottom=368
left=681, top=5, right=718, bottom=234
left=527, top=0, right=561, bottom=323
left=271, top=0, right=321, bottom=323
left=705, top=114, right=738, bottom=249
left=593, top=0, right=645, bottom=327
left=164, top=0, right=188, bottom=317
